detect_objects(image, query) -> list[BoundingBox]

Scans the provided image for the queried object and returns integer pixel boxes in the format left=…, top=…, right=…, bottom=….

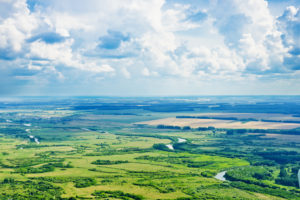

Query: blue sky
left=0, top=0, right=299, bottom=96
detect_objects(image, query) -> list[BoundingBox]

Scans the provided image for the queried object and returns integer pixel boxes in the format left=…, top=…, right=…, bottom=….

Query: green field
left=0, top=98, right=299, bottom=200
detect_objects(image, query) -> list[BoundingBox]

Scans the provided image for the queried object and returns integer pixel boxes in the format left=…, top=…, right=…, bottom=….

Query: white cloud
left=0, top=0, right=38, bottom=56
left=277, top=5, right=300, bottom=70
left=121, top=67, right=131, bottom=79
left=208, top=0, right=289, bottom=73
left=141, top=67, right=150, bottom=76
left=0, top=0, right=299, bottom=95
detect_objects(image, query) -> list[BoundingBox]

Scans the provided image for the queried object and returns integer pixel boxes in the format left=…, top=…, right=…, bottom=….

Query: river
left=178, top=138, right=187, bottom=143
left=215, top=171, right=227, bottom=181
left=166, top=144, right=174, bottom=150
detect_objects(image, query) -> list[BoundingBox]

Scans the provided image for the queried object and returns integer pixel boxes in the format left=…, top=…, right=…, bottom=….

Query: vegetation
left=92, top=190, right=144, bottom=200
left=91, top=159, right=129, bottom=165
left=0, top=97, right=299, bottom=199
left=73, top=177, right=97, bottom=188
left=0, top=179, right=63, bottom=200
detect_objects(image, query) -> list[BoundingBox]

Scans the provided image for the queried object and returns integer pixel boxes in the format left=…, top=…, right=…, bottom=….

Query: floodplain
left=0, top=96, right=299, bottom=199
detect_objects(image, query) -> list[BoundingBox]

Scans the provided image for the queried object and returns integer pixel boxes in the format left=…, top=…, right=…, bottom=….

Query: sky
left=0, top=0, right=300, bottom=96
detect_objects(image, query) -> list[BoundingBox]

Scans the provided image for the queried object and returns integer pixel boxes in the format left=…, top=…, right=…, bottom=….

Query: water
left=178, top=138, right=187, bottom=143
left=215, top=171, right=227, bottom=181
left=34, top=138, right=40, bottom=144
left=28, top=135, right=40, bottom=144
left=166, top=144, right=174, bottom=150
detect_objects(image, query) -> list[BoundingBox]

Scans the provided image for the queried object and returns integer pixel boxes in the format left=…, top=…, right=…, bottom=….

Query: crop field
left=0, top=97, right=299, bottom=199
left=182, top=113, right=300, bottom=121
left=136, top=117, right=300, bottom=129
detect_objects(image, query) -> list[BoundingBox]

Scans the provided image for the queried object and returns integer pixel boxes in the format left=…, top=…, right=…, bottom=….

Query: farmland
left=0, top=96, right=299, bottom=199
left=135, top=116, right=300, bottom=129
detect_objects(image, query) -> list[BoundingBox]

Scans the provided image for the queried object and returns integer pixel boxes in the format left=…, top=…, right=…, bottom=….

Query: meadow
left=0, top=96, right=299, bottom=199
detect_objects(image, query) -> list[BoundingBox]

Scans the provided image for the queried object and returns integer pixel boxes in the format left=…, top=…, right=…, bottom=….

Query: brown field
left=135, top=117, right=300, bottom=130
left=180, top=113, right=300, bottom=121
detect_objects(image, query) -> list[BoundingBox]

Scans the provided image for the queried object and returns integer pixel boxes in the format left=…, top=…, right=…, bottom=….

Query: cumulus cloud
left=142, top=67, right=150, bottom=76
left=98, top=30, right=130, bottom=50
left=0, top=0, right=299, bottom=95
left=211, top=0, right=288, bottom=73
left=277, top=6, right=300, bottom=70
left=27, top=32, right=67, bottom=44
left=0, top=0, right=38, bottom=59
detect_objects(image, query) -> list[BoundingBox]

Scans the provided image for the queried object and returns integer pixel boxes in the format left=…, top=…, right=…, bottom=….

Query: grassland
left=0, top=97, right=299, bottom=199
